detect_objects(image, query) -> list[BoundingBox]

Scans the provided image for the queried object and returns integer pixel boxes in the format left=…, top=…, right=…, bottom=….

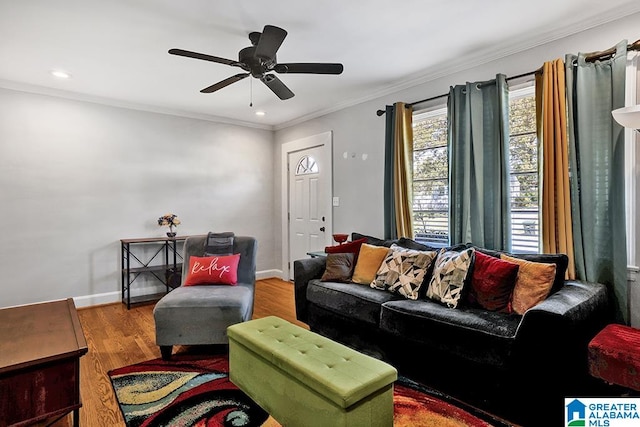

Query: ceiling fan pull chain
left=249, top=77, right=253, bottom=107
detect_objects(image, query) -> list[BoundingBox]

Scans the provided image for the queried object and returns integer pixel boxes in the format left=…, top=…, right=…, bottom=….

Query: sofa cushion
left=351, top=232, right=397, bottom=248
left=501, top=254, right=556, bottom=315
left=470, top=245, right=503, bottom=258
left=325, top=237, right=368, bottom=261
left=321, top=253, right=355, bottom=283
left=426, top=247, right=475, bottom=308
left=506, top=253, right=568, bottom=294
left=371, top=245, right=437, bottom=300
left=351, top=244, right=391, bottom=285
left=469, top=248, right=568, bottom=295
left=380, top=299, right=521, bottom=368
left=396, top=237, right=439, bottom=251
left=466, top=251, right=519, bottom=312
left=307, top=279, right=400, bottom=326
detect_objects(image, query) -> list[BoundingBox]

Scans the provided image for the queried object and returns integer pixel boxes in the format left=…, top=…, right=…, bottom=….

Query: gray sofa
left=293, top=233, right=610, bottom=425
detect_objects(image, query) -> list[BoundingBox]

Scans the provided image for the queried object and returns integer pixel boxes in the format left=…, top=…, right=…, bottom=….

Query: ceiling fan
left=169, top=25, right=344, bottom=100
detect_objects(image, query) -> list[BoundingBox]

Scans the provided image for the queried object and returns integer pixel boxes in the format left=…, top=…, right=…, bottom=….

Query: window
left=508, top=85, right=539, bottom=253
left=411, top=85, right=540, bottom=251
left=412, top=107, right=449, bottom=246
left=295, top=155, right=318, bottom=175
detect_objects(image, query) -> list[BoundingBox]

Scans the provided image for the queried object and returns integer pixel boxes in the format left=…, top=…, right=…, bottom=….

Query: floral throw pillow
left=371, top=244, right=437, bottom=300
left=426, top=247, right=475, bottom=308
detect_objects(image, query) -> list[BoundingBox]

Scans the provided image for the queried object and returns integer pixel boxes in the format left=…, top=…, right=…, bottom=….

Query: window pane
left=413, top=116, right=448, bottom=150
left=510, top=173, right=539, bottom=210
left=412, top=108, right=449, bottom=245
left=509, top=95, right=536, bottom=134
left=295, top=155, right=318, bottom=175
left=413, top=211, right=449, bottom=244
left=413, top=179, right=449, bottom=211
left=511, top=209, right=539, bottom=252
left=508, top=86, right=539, bottom=253
left=414, top=146, right=448, bottom=180
left=509, top=134, right=538, bottom=173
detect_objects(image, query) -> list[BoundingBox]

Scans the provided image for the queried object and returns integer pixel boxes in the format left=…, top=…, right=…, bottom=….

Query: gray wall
left=0, top=88, right=275, bottom=308
left=274, top=13, right=640, bottom=323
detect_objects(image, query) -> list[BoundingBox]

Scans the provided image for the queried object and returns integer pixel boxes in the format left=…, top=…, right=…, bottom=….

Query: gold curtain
left=536, top=59, right=576, bottom=279
left=393, top=102, right=414, bottom=238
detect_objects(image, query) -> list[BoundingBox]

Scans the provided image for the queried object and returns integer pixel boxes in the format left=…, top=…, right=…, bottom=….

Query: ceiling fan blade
left=200, top=73, right=249, bottom=93
left=274, top=63, right=344, bottom=75
left=261, top=74, right=294, bottom=100
left=255, top=25, right=287, bottom=60
left=169, top=48, right=242, bottom=67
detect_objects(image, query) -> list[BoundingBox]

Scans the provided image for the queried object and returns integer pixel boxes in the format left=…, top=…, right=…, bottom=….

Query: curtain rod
left=584, top=38, right=640, bottom=62
left=375, top=69, right=539, bottom=116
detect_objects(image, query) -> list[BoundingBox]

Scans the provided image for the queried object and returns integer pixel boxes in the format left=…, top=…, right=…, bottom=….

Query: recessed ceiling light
left=255, top=111, right=266, bottom=116
left=50, top=70, right=71, bottom=79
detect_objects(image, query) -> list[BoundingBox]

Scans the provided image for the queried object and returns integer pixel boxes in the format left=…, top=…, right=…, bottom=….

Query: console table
left=0, top=299, right=87, bottom=426
left=121, top=236, right=192, bottom=309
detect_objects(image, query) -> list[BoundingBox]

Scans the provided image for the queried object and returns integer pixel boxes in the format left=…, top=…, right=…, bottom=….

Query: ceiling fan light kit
left=169, top=25, right=344, bottom=101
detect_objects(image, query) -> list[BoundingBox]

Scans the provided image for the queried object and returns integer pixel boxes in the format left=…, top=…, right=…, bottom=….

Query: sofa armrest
left=514, top=281, right=610, bottom=376
left=521, top=280, right=609, bottom=327
left=293, top=257, right=326, bottom=323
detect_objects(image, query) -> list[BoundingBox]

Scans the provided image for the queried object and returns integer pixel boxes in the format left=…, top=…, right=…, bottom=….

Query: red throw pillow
left=183, top=254, right=240, bottom=286
left=465, top=251, right=519, bottom=312
left=324, top=237, right=367, bottom=261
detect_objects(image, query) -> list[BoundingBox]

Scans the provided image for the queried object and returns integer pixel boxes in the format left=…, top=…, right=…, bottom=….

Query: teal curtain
left=383, top=104, right=397, bottom=239
left=448, top=74, right=511, bottom=251
left=566, top=40, right=628, bottom=324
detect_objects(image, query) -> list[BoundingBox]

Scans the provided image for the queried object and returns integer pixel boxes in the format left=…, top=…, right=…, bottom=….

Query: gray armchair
left=153, top=235, right=257, bottom=359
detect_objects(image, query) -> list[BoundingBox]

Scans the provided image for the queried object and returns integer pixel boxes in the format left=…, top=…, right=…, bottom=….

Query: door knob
left=320, top=227, right=326, bottom=232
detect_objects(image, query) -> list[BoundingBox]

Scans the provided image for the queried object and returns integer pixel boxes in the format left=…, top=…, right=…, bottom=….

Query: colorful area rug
left=108, top=354, right=511, bottom=427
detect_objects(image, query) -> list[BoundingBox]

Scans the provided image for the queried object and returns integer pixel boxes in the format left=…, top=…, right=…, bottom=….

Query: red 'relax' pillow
left=465, top=251, right=519, bottom=312
left=183, top=254, right=240, bottom=286
left=324, top=237, right=367, bottom=261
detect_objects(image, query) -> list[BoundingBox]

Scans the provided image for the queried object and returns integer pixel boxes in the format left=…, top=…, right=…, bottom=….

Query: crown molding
left=275, top=6, right=640, bottom=131
left=0, top=79, right=274, bottom=131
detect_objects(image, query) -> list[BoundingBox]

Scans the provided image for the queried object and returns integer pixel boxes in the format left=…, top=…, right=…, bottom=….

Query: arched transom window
left=295, top=155, right=319, bottom=175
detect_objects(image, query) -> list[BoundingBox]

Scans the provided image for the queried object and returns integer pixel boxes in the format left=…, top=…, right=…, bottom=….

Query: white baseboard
left=74, top=291, right=121, bottom=308
left=74, top=283, right=165, bottom=308
left=256, top=269, right=283, bottom=279
left=73, top=269, right=285, bottom=308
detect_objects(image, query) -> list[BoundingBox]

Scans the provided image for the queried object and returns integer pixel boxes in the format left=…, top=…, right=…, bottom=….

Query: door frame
left=281, top=131, right=333, bottom=280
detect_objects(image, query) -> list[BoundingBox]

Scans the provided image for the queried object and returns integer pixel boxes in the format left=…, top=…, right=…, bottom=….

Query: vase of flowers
left=158, top=213, right=181, bottom=238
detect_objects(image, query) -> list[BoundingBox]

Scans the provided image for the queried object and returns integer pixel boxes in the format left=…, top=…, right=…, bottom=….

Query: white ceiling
left=1, top=0, right=640, bottom=129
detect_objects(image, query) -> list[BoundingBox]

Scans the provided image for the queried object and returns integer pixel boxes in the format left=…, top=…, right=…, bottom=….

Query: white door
left=288, top=146, right=328, bottom=278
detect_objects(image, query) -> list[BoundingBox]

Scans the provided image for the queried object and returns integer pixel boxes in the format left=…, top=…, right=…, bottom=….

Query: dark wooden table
left=0, top=298, right=88, bottom=426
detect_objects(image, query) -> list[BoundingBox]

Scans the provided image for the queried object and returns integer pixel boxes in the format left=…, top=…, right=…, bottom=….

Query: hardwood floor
left=57, top=278, right=303, bottom=427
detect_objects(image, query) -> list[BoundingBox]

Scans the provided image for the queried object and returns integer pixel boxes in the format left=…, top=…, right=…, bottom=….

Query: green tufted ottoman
left=227, top=316, right=397, bottom=427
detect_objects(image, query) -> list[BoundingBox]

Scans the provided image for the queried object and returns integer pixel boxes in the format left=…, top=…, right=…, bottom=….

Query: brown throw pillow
left=501, top=254, right=556, bottom=315
left=351, top=244, right=391, bottom=285
left=321, top=252, right=355, bottom=283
